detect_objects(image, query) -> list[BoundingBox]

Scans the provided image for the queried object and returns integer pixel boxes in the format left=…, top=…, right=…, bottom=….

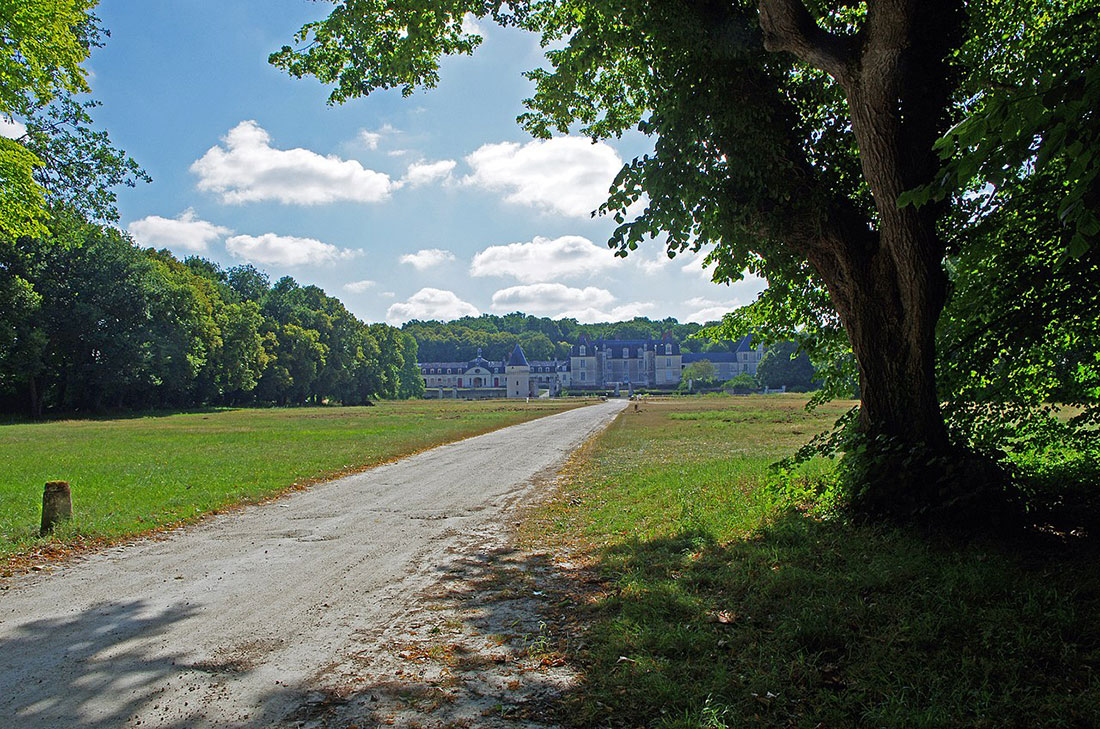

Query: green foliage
left=681, top=359, right=717, bottom=386
left=0, top=210, right=419, bottom=415
left=404, top=313, right=704, bottom=362
left=723, top=372, right=758, bottom=391
left=756, top=341, right=818, bottom=391
left=899, top=1, right=1099, bottom=262
left=0, top=1, right=147, bottom=237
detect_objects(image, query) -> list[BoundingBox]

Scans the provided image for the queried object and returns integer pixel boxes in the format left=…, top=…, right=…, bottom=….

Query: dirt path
left=0, top=399, right=625, bottom=728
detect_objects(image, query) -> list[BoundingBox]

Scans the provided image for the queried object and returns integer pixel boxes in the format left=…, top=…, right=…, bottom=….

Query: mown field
left=525, top=394, right=1100, bottom=728
left=0, top=399, right=582, bottom=569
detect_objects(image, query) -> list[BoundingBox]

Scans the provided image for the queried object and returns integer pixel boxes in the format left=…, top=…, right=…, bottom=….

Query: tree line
left=403, top=314, right=737, bottom=363
left=0, top=208, right=423, bottom=416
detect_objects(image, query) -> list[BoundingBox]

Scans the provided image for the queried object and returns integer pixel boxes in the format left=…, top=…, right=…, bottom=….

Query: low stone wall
left=423, top=387, right=508, bottom=400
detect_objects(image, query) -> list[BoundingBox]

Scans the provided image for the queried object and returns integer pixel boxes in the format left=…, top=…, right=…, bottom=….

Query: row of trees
left=680, top=341, right=819, bottom=392
left=0, top=209, right=423, bottom=416
left=403, top=314, right=737, bottom=363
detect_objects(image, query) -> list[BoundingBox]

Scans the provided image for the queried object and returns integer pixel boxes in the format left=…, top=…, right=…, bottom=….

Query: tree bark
left=755, top=0, right=996, bottom=520
left=758, top=0, right=960, bottom=445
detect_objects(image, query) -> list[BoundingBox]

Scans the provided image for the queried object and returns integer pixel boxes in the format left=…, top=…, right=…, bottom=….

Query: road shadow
left=236, top=543, right=586, bottom=728
left=0, top=599, right=211, bottom=729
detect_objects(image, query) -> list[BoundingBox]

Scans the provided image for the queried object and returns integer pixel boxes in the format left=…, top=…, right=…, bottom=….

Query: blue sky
left=82, top=0, right=765, bottom=325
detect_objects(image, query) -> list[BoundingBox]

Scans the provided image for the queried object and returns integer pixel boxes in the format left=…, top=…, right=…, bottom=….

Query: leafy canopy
left=0, top=0, right=147, bottom=238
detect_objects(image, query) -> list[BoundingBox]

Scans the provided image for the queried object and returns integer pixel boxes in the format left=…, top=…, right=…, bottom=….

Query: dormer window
left=579, top=345, right=586, bottom=356
left=665, top=344, right=672, bottom=354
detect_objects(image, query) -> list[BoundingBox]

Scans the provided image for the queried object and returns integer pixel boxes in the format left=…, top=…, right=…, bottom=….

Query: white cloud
left=488, top=283, right=653, bottom=323
left=386, top=288, right=479, bottom=324
left=681, top=252, right=717, bottom=282
left=404, top=159, right=456, bottom=187
left=191, top=120, right=396, bottom=205
left=463, top=137, right=623, bottom=217
left=461, top=12, right=484, bottom=35
left=399, top=248, right=456, bottom=270
left=226, top=233, right=358, bottom=267
left=380, top=291, right=396, bottom=298
left=558, top=302, right=656, bottom=324
left=682, top=297, right=740, bottom=324
left=0, top=116, right=26, bottom=139
left=127, top=209, right=231, bottom=252
left=470, top=235, right=619, bottom=283
left=343, top=280, right=376, bottom=293
left=635, top=248, right=677, bottom=274
left=490, top=283, right=615, bottom=315
left=357, top=123, right=398, bottom=150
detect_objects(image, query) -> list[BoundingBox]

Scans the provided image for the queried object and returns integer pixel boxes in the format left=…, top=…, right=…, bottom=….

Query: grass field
left=524, top=394, right=1100, bottom=728
left=0, top=398, right=582, bottom=569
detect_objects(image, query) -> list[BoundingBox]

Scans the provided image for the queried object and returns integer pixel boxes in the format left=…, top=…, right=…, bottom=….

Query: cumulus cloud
left=0, top=116, right=27, bottom=139
left=463, top=137, right=623, bottom=217
left=127, top=209, right=232, bottom=252
left=404, top=159, right=456, bottom=186
left=635, top=249, right=678, bottom=274
left=558, top=302, right=656, bottom=324
left=470, top=235, right=619, bottom=283
left=191, top=120, right=396, bottom=205
left=226, top=233, right=359, bottom=267
left=386, top=288, right=479, bottom=324
left=343, top=280, right=376, bottom=293
left=681, top=252, right=718, bottom=282
left=682, top=296, right=740, bottom=324
left=490, top=283, right=615, bottom=315
left=489, top=283, right=653, bottom=323
left=399, top=248, right=456, bottom=270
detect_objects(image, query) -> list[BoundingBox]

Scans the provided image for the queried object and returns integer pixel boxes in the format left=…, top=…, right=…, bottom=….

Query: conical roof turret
left=507, top=343, right=529, bottom=367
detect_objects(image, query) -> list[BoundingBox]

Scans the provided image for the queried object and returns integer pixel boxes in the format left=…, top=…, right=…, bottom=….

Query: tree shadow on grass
left=559, top=512, right=1100, bottom=728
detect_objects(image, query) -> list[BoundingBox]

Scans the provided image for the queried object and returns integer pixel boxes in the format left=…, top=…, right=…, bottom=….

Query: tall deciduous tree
left=273, top=0, right=1097, bottom=521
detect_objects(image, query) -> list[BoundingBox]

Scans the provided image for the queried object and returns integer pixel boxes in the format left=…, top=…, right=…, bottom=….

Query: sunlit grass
left=524, top=394, right=1100, bottom=728
left=0, top=399, right=582, bottom=566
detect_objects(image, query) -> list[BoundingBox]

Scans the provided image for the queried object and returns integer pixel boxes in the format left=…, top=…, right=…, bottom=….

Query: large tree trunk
left=760, top=0, right=1014, bottom=523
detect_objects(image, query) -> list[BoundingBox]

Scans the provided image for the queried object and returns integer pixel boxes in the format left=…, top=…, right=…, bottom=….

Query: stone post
left=41, top=481, right=72, bottom=535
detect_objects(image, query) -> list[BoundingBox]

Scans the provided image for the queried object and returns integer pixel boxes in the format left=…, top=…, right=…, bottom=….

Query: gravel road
left=0, top=399, right=625, bottom=728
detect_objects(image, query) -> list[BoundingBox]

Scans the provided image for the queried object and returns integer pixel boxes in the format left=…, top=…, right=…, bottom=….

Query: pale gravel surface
left=0, top=399, right=626, bottom=729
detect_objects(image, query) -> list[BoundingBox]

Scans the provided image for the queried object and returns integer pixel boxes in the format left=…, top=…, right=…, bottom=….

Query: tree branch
left=757, top=0, right=855, bottom=82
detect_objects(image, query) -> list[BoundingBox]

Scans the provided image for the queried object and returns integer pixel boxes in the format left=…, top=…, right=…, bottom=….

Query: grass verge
left=1, top=398, right=583, bottom=571
left=523, top=394, right=1100, bottom=728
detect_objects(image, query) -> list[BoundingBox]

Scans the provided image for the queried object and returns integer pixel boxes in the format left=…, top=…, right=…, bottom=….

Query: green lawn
left=524, top=394, right=1100, bottom=728
left=0, top=398, right=582, bottom=569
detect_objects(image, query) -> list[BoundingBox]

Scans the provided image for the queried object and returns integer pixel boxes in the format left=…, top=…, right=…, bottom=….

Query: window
left=579, top=345, right=586, bottom=356
left=638, top=348, right=644, bottom=358
left=622, top=348, right=628, bottom=358
left=665, top=344, right=672, bottom=354
left=580, top=371, right=586, bottom=381
left=665, top=358, right=671, bottom=367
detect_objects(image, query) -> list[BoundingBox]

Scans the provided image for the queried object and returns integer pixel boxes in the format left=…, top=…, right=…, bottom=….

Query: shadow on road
left=0, top=599, right=204, bottom=729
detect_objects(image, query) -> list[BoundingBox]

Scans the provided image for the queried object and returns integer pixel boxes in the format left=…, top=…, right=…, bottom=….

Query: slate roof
left=682, top=352, right=739, bottom=364
left=507, top=344, right=530, bottom=367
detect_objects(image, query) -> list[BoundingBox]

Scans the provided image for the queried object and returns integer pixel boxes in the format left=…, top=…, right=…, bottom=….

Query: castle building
left=681, top=334, right=766, bottom=379
left=417, top=334, right=764, bottom=398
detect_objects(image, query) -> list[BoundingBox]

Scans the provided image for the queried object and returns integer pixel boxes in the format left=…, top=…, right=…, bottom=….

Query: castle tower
left=505, top=344, right=531, bottom=398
